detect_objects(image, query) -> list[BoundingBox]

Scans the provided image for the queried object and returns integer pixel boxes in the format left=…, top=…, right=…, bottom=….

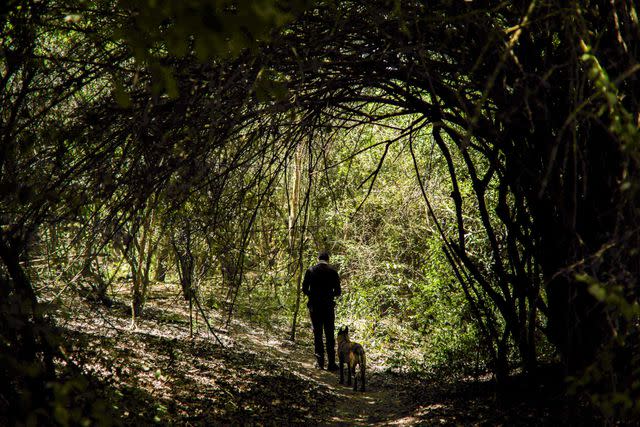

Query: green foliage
left=108, top=0, right=312, bottom=99
left=570, top=273, right=640, bottom=421
left=3, top=0, right=640, bottom=423
left=116, top=0, right=309, bottom=59
left=580, top=42, right=639, bottom=154
left=301, top=125, right=491, bottom=375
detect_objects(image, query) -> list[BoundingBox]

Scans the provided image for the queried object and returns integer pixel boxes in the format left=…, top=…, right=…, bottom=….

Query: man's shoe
left=327, top=363, right=339, bottom=372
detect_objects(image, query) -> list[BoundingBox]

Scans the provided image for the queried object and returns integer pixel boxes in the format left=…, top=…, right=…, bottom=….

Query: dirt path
left=233, top=322, right=417, bottom=425
left=58, top=290, right=579, bottom=426
left=60, top=285, right=424, bottom=424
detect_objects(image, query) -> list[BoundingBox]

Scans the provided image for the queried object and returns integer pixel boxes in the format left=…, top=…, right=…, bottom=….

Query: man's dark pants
left=309, top=302, right=335, bottom=368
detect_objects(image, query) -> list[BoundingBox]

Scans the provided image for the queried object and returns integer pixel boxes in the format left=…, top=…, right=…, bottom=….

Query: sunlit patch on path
left=231, top=319, right=414, bottom=425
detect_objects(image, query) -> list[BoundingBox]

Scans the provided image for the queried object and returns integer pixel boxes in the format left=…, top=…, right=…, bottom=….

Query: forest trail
left=232, top=320, right=416, bottom=425
left=59, top=287, right=558, bottom=425
left=60, top=287, right=424, bottom=425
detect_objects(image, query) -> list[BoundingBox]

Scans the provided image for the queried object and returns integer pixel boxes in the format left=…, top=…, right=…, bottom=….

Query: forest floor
left=55, top=284, right=585, bottom=426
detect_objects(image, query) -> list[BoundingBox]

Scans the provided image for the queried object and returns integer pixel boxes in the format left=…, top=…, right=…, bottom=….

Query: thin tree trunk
left=290, top=142, right=313, bottom=341
left=131, top=202, right=158, bottom=322
left=189, top=295, right=193, bottom=338
left=155, top=236, right=170, bottom=282
left=288, top=144, right=303, bottom=339
left=289, top=247, right=305, bottom=341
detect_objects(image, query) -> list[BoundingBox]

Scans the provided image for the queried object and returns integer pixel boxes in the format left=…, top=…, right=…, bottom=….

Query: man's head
left=318, top=251, right=330, bottom=261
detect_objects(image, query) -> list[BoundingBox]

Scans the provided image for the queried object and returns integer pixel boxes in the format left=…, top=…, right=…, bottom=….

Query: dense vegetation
left=2, top=0, right=639, bottom=424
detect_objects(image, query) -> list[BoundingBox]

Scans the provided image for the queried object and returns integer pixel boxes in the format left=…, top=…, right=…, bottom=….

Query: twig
left=192, top=292, right=225, bottom=347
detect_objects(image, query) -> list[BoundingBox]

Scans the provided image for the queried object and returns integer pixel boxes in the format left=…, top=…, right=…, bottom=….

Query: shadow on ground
left=55, top=288, right=597, bottom=426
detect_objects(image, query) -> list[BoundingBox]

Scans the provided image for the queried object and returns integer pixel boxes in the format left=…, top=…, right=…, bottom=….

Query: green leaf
left=588, top=283, right=606, bottom=302
left=114, top=81, right=131, bottom=108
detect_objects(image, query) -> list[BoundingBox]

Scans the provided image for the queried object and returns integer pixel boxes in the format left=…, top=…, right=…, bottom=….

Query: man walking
left=302, top=251, right=341, bottom=371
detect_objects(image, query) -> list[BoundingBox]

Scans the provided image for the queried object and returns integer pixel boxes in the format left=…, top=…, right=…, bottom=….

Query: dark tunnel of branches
left=1, top=0, right=640, bottom=424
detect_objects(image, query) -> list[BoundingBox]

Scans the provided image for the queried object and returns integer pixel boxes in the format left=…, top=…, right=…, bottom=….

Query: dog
left=337, top=326, right=366, bottom=391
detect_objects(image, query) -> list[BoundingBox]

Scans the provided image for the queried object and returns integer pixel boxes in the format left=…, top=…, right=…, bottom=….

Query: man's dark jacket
left=302, top=261, right=341, bottom=308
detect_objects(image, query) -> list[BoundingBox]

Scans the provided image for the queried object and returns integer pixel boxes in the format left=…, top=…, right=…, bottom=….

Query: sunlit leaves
left=115, top=0, right=312, bottom=60
left=105, top=0, right=313, bottom=99
left=580, top=41, right=640, bottom=193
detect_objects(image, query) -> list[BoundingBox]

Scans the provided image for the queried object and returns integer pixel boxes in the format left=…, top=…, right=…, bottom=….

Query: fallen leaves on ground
left=59, top=292, right=335, bottom=425
left=52, top=286, right=597, bottom=426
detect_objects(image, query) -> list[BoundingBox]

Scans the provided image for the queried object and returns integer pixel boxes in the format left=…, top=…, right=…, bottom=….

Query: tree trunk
left=155, top=236, right=170, bottom=282
left=130, top=203, right=158, bottom=321
left=0, top=235, right=56, bottom=420
left=289, top=143, right=307, bottom=341
left=531, top=125, right=620, bottom=373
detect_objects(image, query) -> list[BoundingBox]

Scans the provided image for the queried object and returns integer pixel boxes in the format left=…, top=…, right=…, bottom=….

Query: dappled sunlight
left=55, top=283, right=429, bottom=425
left=52, top=283, right=568, bottom=425
left=3, top=1, right=637, bottom=425
left=59, top=297, right=337, bottom=424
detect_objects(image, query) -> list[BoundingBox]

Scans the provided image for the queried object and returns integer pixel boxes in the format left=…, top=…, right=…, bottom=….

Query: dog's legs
left=347, top=361, right=352, bottom=385
left=360, top=363, right=365, bottom=392
left=339, top=356, right=344, bottom=384
left=352, top=364, right=358, bottom=391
